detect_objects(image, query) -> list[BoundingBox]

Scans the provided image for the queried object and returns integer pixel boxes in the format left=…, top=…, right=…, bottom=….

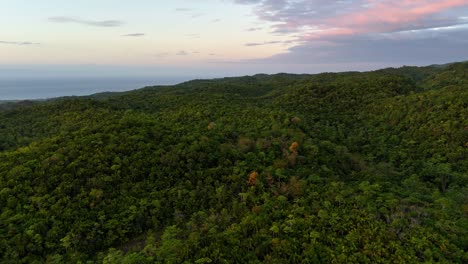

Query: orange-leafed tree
left=247, top=171, right=259, bottom=186
left=289, top=142, right=299, bottom=153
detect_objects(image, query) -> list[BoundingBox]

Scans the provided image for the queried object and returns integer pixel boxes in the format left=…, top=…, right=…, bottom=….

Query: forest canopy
left=0, top=62, right=467, bottom=263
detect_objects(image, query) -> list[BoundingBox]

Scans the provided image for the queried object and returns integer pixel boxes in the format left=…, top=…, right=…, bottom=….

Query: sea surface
left=0, top=76, right=192, bottom=100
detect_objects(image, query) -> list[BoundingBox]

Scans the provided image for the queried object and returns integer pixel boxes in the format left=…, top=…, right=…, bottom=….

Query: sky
left=1, top=0, right=468, bottom=78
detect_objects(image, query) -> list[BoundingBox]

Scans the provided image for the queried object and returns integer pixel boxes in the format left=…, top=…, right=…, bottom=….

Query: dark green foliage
left=0, top=63, right=467, bottom=263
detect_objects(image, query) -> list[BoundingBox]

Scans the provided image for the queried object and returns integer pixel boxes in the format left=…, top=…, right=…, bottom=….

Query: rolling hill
left=0, top=62, right=467, bottom=263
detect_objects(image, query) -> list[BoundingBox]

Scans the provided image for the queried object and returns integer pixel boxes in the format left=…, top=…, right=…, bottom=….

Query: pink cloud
left=304, top=28, right=357, bottom=40
left=327, top=0, right=468, bottom=36
left=234, top=0, right=468, bottom=66
left=244, top=0, right=468, bottom=40
left=412, top=0, right=468, bottom=14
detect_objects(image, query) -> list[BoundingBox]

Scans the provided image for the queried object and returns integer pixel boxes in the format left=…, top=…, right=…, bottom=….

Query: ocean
left=0, top=77, right=192, bottom=100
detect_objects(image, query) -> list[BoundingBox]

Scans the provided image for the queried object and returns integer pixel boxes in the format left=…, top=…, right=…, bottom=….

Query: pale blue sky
left=1, top=0, right=468, bottom=78
left=0, top=0, right=288, bottom=64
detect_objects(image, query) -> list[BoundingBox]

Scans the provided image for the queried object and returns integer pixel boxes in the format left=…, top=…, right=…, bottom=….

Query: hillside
left=0, top=63, right=467, bottom=263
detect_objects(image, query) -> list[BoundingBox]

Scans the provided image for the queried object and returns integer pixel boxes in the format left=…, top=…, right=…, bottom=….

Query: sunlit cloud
left=186, top=33, right=201, bottom=38
left=176, top=50, right=189, bottom=56
left=122, top=33, right=146, bottom=37
left=155, top=52, right=170, bottom=58
left=48, top=16, right=124, bottom=27
left=235, top=0, right=468, bottom=38
left=233, top=0, right=468, bottom=65
left=0, top=41, right=39, bottom=46
left=245, top=40, right=295, bottom=46
left=246, top=27, right=262, bottom=31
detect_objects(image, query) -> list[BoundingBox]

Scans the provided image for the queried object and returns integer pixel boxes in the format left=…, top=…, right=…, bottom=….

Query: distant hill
left=0, top=100, right=19, bottom=105
left=0, top=62, right=467, bottom=263
left=0, top=100, right=39, bottom=110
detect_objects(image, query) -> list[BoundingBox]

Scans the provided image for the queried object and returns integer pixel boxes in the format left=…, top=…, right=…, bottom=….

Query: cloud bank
left=234, top=0, right=468, bottom=66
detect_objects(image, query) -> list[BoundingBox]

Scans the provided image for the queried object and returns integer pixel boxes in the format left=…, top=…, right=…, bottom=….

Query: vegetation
left=0, top=62, right=467, bottom=263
